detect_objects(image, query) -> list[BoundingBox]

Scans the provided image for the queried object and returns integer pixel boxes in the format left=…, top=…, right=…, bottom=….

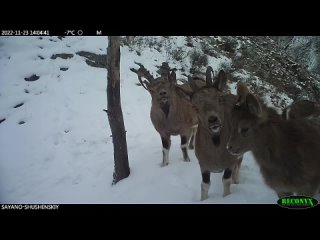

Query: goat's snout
left=159, top=90, right=169, bottom=104
left=160, top=90, right=167, bottom=96
left=208, top=116, right=218, bottom=124
left=208, top=116, right=221, bottom=133
left=226, top=144, right=241, bottom=156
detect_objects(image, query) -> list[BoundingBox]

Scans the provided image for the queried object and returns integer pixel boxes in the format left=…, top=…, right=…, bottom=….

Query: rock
left=14, top=103, right=24, bottom=108
left=51, top=53, right=74, bottom=59
left=24, top=74, right=40, bottom=82
left=76, top=51, right=107, bottom=68
left=60, top=67, right=69, bottom=71
left=0, top=118, right=5, bottom=124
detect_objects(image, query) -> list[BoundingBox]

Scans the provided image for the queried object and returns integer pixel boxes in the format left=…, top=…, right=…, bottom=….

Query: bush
left=170, top=47, right=185, bottom=61
left=190, top=50, right=208, bottom=70
left=219, top=61, right=232, bottom=71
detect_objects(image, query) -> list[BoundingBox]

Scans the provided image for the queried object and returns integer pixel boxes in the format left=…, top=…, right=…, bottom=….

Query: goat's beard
left=211, top=133, right=220, bottom=146
left=210, top=122, right=222, bottom=146
left=160, top=101, right=170, bottom=118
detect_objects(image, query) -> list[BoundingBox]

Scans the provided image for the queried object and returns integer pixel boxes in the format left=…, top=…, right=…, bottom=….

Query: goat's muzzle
left=226, top=144, right=242, bottom=157
left=159, top=90, right=169, bottom=104
left=208, top=116, right=221, bottom=134
left=160, top=97, right=169, bottom=104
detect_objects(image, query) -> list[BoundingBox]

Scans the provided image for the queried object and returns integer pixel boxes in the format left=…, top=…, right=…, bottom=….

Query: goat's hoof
left=232, top=179, right=239, bottom=184
left=223, top=192, right=231, bottom=197
left=161, top=162, right=169, bottom=167
left=184, top=157, right=191, bottom=162
left=200, top=196, right=208, bottom=201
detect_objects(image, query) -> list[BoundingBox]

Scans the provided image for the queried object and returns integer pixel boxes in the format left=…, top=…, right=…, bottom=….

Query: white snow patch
left=232, top=69, right=251, bottom=81
left=0, top=36, right=283, bottom=203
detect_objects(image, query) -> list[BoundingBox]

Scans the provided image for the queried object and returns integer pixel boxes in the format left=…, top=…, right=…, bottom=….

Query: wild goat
left=227, top=83, right=320, bottom=198
left=130, top=62, right=197, bottom=167
left=179, top=67, right=243, bottom=200
left=282, top=100, right=320, bottom=120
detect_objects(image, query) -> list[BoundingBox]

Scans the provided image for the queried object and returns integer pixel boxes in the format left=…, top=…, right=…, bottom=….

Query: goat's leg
left=296, top=187, right=317, bottom=197
left=188, top=127, right=197, bottom=150
left=296, top=192, right=316, bottom=198
left=276, top=191, right=293, bottom=198
left=181, top=135, right=191, bottom=162
left=161, top=135, right=171, bottom=167
left=232, top=159, right=242, bottom=184
left=201, top=171, right=211, bottom=201
left=222, top=168, right=232, bottom=197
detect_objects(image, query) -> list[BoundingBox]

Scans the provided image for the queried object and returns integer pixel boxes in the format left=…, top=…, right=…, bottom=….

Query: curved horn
left=236, top=82, right=250, bottom=106
left=133, top=62, right=155, bottom=82
left=130, top=62, right=155, bottom=90
left=160, top=62, right=170, bottom=80
left=206, top=66, right=214, bottom=87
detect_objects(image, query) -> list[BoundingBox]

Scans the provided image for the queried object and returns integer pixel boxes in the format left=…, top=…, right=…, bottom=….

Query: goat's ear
left=218, top=96, right=225, bottom=105
left=169, top=69, right=177, bottom=84
left=236, top=82, right=250, bottom=106
left=282, top=107, right=290, bottom=120
left=176, top=87, right=192, bottom=102
left=213, top=70, right=227, bottom=91
left=245, top=93, right=262, bottom=117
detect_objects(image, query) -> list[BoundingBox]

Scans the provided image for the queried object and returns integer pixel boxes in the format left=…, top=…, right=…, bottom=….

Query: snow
left=232, top=69, right=251, bottom=81
left=0, top=36, right=280, bottom=204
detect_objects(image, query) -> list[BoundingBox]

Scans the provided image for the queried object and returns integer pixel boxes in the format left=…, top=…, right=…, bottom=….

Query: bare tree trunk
left=105, top=36, right=130, bottom=184
left=126, top=36, right=134, bottom=44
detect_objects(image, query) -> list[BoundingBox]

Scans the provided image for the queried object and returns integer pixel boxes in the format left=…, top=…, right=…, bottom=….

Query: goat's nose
left=208, top=116, right=218, bottom=124
left=160, top=91, right=167, bottom=96
left=226, top=144, right=232, bottom=151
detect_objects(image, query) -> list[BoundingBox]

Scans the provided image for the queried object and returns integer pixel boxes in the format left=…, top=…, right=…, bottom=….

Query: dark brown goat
left=227, top=83, right=320, bottom=198
left=179, top=67, right=243, bottom=200
left=282, top=100, right=320, bottom=120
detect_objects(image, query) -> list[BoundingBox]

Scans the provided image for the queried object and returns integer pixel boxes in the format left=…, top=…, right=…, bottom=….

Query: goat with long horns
left=131, top=62, right=198, bottom=167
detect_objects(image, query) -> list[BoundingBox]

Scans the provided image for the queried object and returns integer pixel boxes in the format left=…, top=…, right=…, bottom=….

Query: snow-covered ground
left=0, top=36, right=279, bottom=203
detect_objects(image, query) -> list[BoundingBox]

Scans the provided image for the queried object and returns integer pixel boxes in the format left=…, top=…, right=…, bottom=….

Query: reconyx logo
left=277, top=195, right=318, bottom=209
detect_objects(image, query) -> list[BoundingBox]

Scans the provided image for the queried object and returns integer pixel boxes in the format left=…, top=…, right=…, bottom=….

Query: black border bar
left=1, top=204, right=319, bottom=216
left=1, top=23, right=319, bottom=36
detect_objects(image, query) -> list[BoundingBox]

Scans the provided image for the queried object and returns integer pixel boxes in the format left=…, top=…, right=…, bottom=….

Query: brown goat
left=227, top=83, right=320, bottom=198
left=179, top=68, right=243, bottom=200
left=131, top=62, right=197, bottom=166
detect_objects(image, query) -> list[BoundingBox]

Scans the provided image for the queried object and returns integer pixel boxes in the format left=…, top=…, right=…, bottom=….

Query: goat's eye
left=241, top=128, right=249, bottom=133
left=240, top=128, right=249, bottom=136
left=218, top=96, right=224, bottom=105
